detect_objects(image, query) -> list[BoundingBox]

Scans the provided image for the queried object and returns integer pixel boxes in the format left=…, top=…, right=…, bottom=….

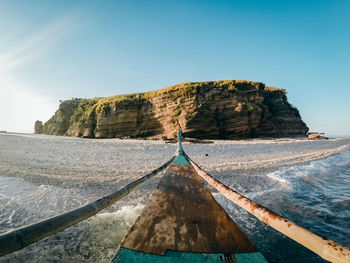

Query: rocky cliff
left=42, top=80, right=309, bottom=139
left=34, top=120, right=43, bottom=134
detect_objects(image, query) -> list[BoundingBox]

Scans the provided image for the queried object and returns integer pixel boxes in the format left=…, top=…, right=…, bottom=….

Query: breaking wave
left=0, top=176, right=144, bottom=262
left=214, top=149, right=350, bottom=263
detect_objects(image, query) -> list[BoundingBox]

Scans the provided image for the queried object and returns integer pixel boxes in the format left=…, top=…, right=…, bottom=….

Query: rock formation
left=34, top=120, right=43, bottom=134
left=42, top=80, right=309, bottom=139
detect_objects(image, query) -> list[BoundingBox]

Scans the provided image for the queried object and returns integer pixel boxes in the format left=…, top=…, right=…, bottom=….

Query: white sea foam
left=266, top=171, right=291, bottom=187
left=0, top=183, right=144, bottom=263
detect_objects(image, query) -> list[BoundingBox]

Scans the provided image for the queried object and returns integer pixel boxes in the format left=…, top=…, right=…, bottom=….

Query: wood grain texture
left=120, top=163, right=256, bottom=255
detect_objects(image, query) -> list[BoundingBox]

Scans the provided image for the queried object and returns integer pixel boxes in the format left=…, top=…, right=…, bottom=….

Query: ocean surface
left=0, top=133, right=349, bottom=262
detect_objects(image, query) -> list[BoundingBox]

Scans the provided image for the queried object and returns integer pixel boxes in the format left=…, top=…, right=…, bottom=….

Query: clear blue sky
left=0, top=0, right=349, bottom=136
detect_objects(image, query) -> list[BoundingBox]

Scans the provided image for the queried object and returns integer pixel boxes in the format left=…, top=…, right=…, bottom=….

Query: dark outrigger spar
left=0, top=132, right=349, bottom=262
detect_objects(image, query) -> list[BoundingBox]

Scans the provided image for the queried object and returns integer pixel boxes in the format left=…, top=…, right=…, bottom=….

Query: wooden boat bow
left=112, top=132, right=268, bottom=262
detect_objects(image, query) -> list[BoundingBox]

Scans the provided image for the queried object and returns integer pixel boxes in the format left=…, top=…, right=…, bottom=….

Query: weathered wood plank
left=119, top=163, right=256, bottom=255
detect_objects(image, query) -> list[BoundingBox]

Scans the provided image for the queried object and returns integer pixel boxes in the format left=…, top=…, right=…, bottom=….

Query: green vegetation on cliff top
left=91, top=80, right=285, bottom=109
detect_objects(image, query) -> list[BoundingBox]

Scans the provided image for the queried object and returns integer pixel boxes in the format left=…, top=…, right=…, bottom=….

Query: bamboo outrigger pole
left=188, top=158, right=350, bottom=263
left=0, top=156, right=174, bottom=257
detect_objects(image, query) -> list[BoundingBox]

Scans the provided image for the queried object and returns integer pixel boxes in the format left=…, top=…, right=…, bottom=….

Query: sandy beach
left=1, top=133, right=349, bottom=189
left=0, top=133, right=349, bottom=263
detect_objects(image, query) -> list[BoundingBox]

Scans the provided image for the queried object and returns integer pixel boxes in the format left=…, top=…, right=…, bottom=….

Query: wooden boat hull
left=111, top=141, right=268, bottom=262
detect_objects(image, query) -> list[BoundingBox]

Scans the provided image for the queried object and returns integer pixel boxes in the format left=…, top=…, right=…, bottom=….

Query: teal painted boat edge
left=177, top=131, right=184, bottom=154
left=111, top=247, right=268, bottom=263
left=235, top=252, right=269, bottom=263
left=173, top=131, right=189, bottom=164
left=173, top=154, right=189, bottom=164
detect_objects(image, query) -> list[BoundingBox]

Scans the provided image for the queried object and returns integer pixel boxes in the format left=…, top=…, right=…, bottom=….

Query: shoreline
left=1, top=131, right=350, bottom=141
left=187, top=141, right=350, bottom=189
left=1, top=133, right=350, bottom=263
left=0, top=133, right=349, bottom=190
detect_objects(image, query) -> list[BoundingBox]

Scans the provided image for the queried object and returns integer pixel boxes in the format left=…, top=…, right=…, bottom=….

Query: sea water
left=214, top=149, right=350, bottom=263
left=0, top=133, right=349, bottom=262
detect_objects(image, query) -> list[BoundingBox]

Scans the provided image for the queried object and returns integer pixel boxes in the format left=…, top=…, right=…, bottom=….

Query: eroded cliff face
left=42, top=80, right=309, bottom=139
